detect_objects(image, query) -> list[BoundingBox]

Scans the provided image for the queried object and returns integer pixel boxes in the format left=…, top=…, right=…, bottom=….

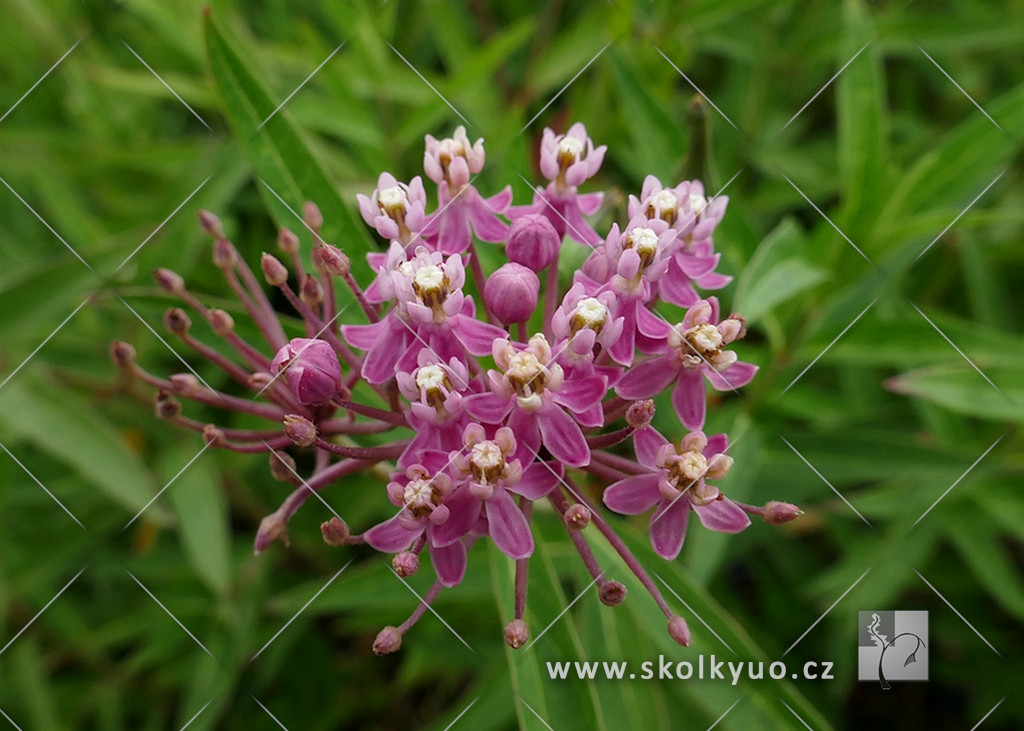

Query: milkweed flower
left=112, top=121, right=799, bottom=656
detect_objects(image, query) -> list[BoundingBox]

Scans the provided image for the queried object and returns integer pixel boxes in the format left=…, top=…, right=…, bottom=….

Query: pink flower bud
left=504, top=619, right=530, bottom=649
left=209, top=309, right=234, bottom=335
left=320, top=516, right=350, bottom=546
left=505, top=214, right=561, bottom=272
left=392, top=551, right=419, bottom=577
left=154, top=268, right=185, bottom=294
left=668, top=616, right=691, bottom=648
left=164, top=308, right=191, bottom=335
left=303, top=201, right=324, bottom=233
left=213, top=238, right=237, bottom=268
left=484, top=262, right=540, bottom=325
left=763, top=501, right=803, bottom=526
left=272, top=338, right=342, bottom=405
left=155, top=390, right=181, bottom=419
left=197, top=209, right=224, bottom=238
left=563, top=503, right=591, bottom=531
left=278, top=227, right=300, bottom=254
left=373, top=626, right=403, bottom=656
left=261, top=253, right=289, bottom=286
left=283, top=414, right=318, bottom=447
left=109, top=341, right=136, bottom=367
left=269, top=451, right=299, bottom=483
left=203, top=424, right=226, bottom=448
left=169, top=373, right=201, bottom=395
left=254, top=512, right=289, bottom=554
left=300, top=274, right=324, bottom=308
left=599, top=581, right=627, bottom=607
left=625, top=400, right=655, bottom=430
left=313, top=244, right=350, bottom=277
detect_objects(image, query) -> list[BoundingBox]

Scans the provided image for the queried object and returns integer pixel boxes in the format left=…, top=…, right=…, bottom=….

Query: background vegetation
left=0, top=0, right=1021, bottom=728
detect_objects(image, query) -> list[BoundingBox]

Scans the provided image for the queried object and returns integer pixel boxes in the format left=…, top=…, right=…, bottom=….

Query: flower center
left=506, top=352, right=546, bottom=396
left=646, top=190, right=679, bottom=226
left=412, top=264, right=449, bottom=308
left=378, top=186, right=405, bottom=213
left=624, top=227, right=660, bottom=268
left=403, top=477, right=443, bottom=518
left=415, top=364, right=450, bottom=408
left=570, top=297, right=608, bottom=334
left=469, top=441, right=506, bottom=483
left=687, top=193, right=707, bottom=216
left=556, top=137, right=584, bottom=169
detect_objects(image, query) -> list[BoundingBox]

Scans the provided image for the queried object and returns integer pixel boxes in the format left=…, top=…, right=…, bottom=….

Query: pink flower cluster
left=112, top=123, right=801, bottom=655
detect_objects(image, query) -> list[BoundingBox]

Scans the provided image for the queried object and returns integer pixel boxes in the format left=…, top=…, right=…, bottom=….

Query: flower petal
left=429, top=539, right=467, bottom=587
left=673, top=369, right=706, bottom=430
left=463, top=392, right=513, bottom=424
left=602, top=473, right=662, bottom=515
left=649, top=498, right=691, bottom=560
left=706, top=361, right=758, bottom=391
left=364, top=513, right=420, bottom=553
left=694, top=498, right=751, bottom=534
left=633, top=427, right=670, bottom=471
left=510, top=462, right=563, bottom=500
left=537, top=404, right=590, bottom=467
left=486, top=489, right=534, bottom=559
left=455, top=313, right=509, bottom=356
left=551, top=374, right=607, bottom=414
left=616, top=355, right=676, bottom=399
left=429, top=485, right=481, bottom=547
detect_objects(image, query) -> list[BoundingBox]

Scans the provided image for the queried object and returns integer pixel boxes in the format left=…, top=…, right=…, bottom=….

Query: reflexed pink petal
left=341, top=319, right=390, bottom=350
left=705, top=433, right=729, bottom=456
left=616, top=355, right=676, bottom=399
left=429, top=486, right=481, bottom=547
left=659, top=268, right=700, bottom=308
left=607, top=319, right=636, bottom=366
left=511, top=462, right=563, bottom=500
left=603, top=473, right=661, bottom=515
left=486, top=489, right=534, bottom=559
left=577, top=191, right=604, bottom=215
left=537, top=405, right=590, bottom=467
left=563, top=199, right=602, bottom=246
left=705, top=361, right=758, bottom=391
left=551, top=374, right=607, bottom=413
left=673, top=369, right=706, bottom=430
left=430, top=539, right=467, bottom=587
left=694, top=498, right=750, bottom=533
left=633, top=427, right=670, bottom=471
left=455, top=314, right=508, bottom=356
left=573, top=401, right=605, bottom=429
left=463, top=392, right=513, bottom=424
left=486, top=185, right=513, bottom=212
left=365, top=514, right=420, bottom=552
left=694, top=271, right=732, bottom=290
left=507, top=408, right=541, bottom=464
left=649, top=497, right=691, bottom=560
left=676, top=251, right=719, bottom=278
left=469, top=197, right=510, bottom=242
left=361, top=327, right=408, bottom=384
left=635, top=305, right=673, bottom=342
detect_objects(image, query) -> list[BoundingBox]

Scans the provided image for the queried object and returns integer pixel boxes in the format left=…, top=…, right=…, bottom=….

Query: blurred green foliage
left=0, top=0, right=1021, bottom=729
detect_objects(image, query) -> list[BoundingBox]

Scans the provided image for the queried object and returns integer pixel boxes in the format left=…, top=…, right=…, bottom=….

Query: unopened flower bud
left=153, top=268, right=185, bottom=294
left=110, top=341, right=136, bottom=367
left=209, top=309, right=234, bottom=335
left=506, top=214, right=561, bottom=272
left=763, top=501, right=803, bottom=526
left=563, top=503, right=591, bottom=531
left=272, top=338, right=343, bottom=405
left=625, top=400, right=655, bottom=430
left=154, top=390, right=181, bottom=419
left=203, top=424, right=226, bottom=448
left=392, top=551, right=419, bottom=577
left=164, top=308, right=191, bottom=335
left=668, top=616, right=691, bottom=648
left=278, top=227, right=300, bottom=255
left=168, top=373, right=201, bottom=395
left=373, top=626, right=403, bottom=656
left=283, top=414, right=317, bottom=447
left=261, top=253, right=289, bottom=286
left=213, top=238, right=238, bottom=268
left=303, top=201, right=324, bottom=233
left=320, top=516, right=350, bottom=546
left=504, top=619, right=530, bottom=649
left=485, top=262, right=540, bottom=325
left=197, top=209, right=224, bottom=238
left=719, top=314, right=747, bottom=344
left=300, top=274, right=323, bottom=308
left=599, top=581, right=627, bottom=607
left=254, top=512, right=289, bottom=554
left=313, top=244, right=349, bottom=277
left=268, top=451, right=299, bottom=483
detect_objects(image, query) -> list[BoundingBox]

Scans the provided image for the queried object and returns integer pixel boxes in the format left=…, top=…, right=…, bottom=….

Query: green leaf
left=886, top=364, right=1024, bottom=424
left=0, top=375, right=170, bottom=523
left=947, top=501, right=1024, bottom=622
left=203, top=11, right=374, bottom=295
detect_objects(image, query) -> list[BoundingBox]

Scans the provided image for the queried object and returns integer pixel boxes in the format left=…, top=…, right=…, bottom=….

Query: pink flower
left=616, top=298, right=755, bottom=430
left=271, top=338, right=342, bottom=405
left=603, top=428, right=749, bottom=559
left=357, top=172, right=427, bottom=246
left=449, top=424, right=563, bottom=559
left=396, top=351, right=473, bottom=462
left=550, top=282, right=624, bottom=369
left=485, top=263, right=540, bottom=325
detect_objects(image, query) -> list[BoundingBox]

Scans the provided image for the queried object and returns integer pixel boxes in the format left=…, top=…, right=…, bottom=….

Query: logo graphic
left=857, top=611, right=928, bottom=688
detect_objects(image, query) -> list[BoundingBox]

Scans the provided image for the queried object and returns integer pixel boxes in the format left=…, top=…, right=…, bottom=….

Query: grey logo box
left=858, top=610, right=929, bottom=686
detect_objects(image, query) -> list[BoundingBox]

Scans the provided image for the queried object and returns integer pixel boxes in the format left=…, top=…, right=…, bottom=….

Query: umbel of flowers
left=112, top=122, right=801, bottom=655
